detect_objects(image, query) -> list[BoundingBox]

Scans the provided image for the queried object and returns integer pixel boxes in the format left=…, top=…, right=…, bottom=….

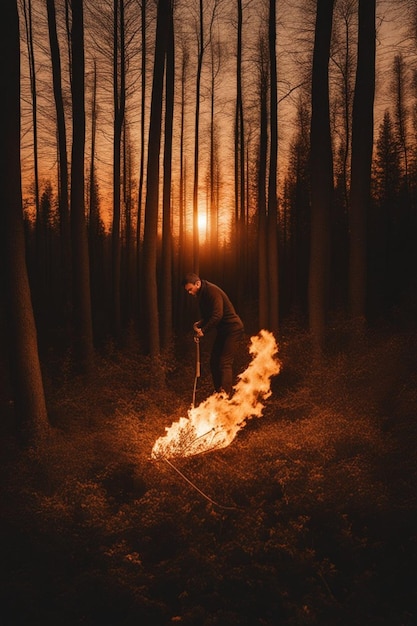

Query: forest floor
left=1, top=316, right=417, bottom=625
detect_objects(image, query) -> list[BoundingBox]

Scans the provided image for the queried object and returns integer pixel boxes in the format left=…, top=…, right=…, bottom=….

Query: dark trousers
left=210, top=327, right=244, bottom=394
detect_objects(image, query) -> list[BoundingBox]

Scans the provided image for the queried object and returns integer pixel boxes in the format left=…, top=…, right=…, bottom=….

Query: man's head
left=182, top=272, right=201, bottom=296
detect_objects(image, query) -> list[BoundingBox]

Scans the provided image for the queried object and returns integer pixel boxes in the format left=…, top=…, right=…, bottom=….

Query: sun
left=198, top=212, right=207, bottom=236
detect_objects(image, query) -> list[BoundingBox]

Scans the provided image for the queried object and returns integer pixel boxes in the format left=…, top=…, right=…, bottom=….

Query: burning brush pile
left=151, top=329, right=281, bottom=459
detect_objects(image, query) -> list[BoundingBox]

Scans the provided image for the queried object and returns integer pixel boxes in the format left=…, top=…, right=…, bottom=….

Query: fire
left=151, top=329, right=281, bottom=459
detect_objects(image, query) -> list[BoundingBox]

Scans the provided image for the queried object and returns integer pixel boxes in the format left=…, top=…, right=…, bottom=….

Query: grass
left=0, top=323, right=416, bottom=625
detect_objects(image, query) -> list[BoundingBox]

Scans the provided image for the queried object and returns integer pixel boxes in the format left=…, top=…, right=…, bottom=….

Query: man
left=182, top=273, right=244, bottom=395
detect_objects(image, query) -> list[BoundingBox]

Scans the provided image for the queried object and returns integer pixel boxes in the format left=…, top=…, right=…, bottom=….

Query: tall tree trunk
left=46, top=0, right=71, bottom=322
left=136, top=0, right=147, bottom=338
left=88, top=62, right=98, bottom=248
left=349, top=0, right=375, bottom=326
left=257, top=35, right=269, bottom=330
left=22, top=0, right=42, bottom=298
left=192, top=0, right=204, bottom=272
left=174, top=44, right=189, bottom=332
left=111, top=0, right=126, bottom=340
left=143, top=0, right=170, bottom=357
left=235, top=0, right=245, bottom=304
left=161, top=0, right=174, bottom=349
left=309, top=0, right=335, bottom=355
left=267, top=0, right=279, bottom=336
left=209, top=37, right=219, bottom=279
left=88, top=61, right=106, bottom=322
left=123, top=132, right=136, bottom=326
left=0, top=0, right=49, bottom=444
left=70, top=0, right=94, bottom=373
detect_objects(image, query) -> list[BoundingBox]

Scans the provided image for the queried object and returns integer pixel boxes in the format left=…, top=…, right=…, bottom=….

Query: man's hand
left=193, top=322, right=204, bottom=338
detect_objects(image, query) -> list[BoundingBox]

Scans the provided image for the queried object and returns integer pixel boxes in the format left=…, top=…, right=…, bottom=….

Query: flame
left=151, top=329, right=281, bottom=459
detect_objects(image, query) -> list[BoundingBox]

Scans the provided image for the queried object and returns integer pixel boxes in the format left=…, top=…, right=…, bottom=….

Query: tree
left=390, top=53, right=414, bottom=301
left=143, top=0, right=170, bottom=357
left=370, top=110, right=401, bottom=314
left=88, top=61, right=107, bottom=324
left=192, top=0, right=204, bottom=272
left=175, top=39, right=190, bottom=326
left=21, top=0, right=40, bottom=233
left=70, top=0, right=95, bottom=372
left=283, top=96, right=311, bottom=320
left=257, top=32, right=269, bottom=330
left=308, top=0, right=335, bottom=354
left=161, top=0, right=174, bottom=349
left=111, top=0, right=126, bottom=340
left=22, top=0, right=44, bottom=302
left=136, top=0, right=148, bottom=339
left=0, top=0, right=49, bottom=443
left=392, top=54, right=410, bottom=190
left=330, top=0, right=357, bottom=311
left=208, top=10, right=222, bottom=282
left=122, top=126, right=137, bottom=327
left=267, top=0, right=279, bottom=336
left=46, top=0, right=71, bottom=320
left=348, top=0, right=375, bottom=326
left=234, top=0, right=246, bottom=303
left=331, top=0, right=356, bottom=210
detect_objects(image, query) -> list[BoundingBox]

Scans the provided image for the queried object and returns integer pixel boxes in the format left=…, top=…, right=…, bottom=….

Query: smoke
left=151, top=329, right=281, bottom=459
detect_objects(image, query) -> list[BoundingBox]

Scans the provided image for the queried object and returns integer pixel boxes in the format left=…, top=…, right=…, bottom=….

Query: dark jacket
left=197, top=280, right=244, bottom=335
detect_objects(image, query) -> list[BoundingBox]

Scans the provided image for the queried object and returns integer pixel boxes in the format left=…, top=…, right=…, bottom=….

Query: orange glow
left=198, top=212, right=207, bottom=237
left=151, top=330, right=281, bottom=459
